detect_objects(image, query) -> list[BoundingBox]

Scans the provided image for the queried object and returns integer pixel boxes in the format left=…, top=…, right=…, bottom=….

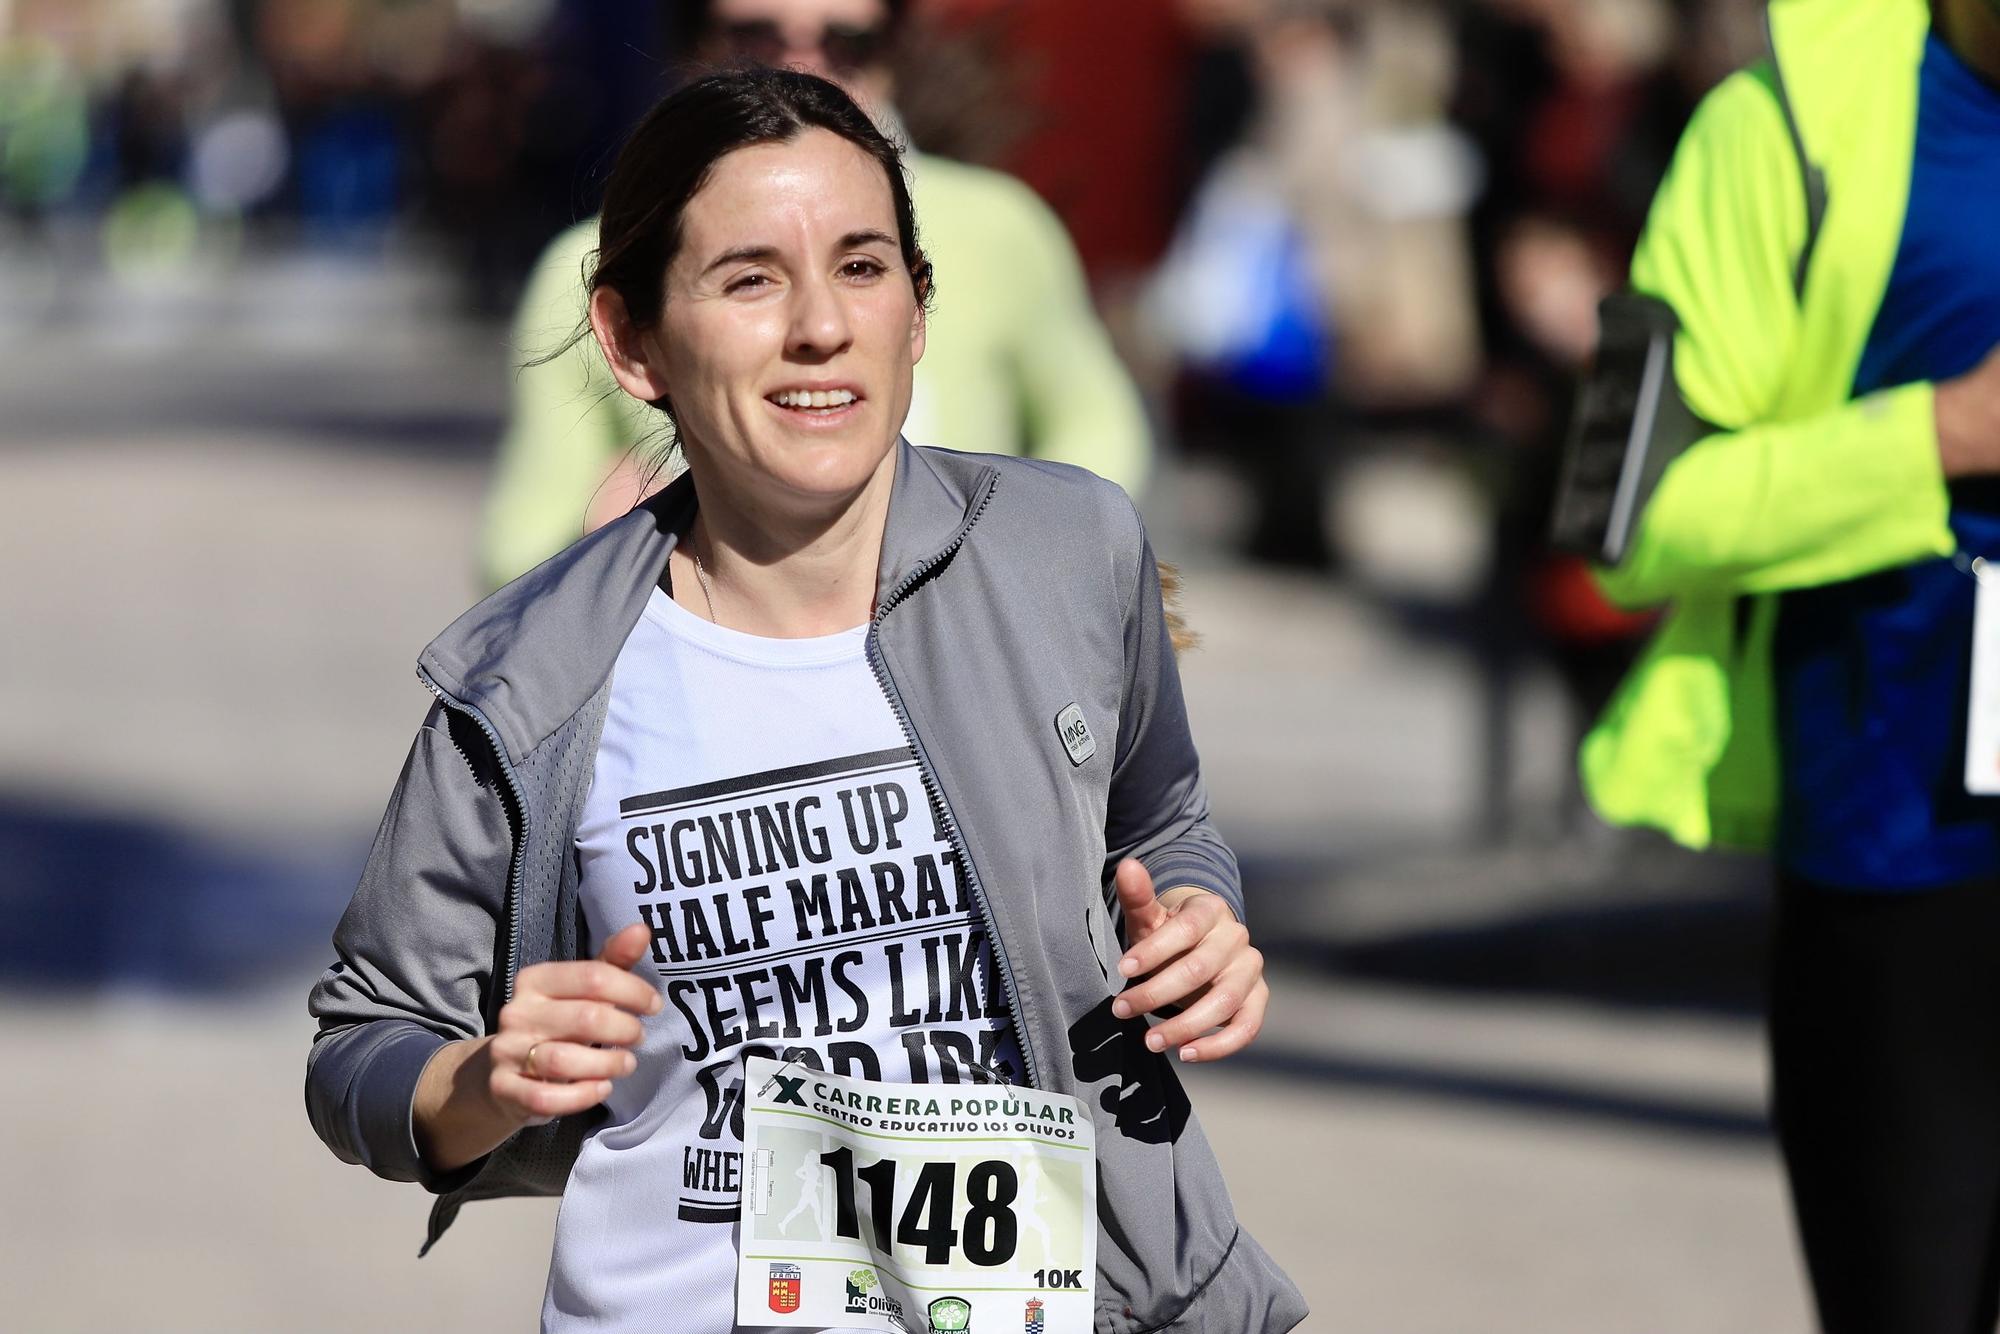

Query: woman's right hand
left=413, top=922, right=660, bottom=1171
left=492, top=921, right=661, bottom=1123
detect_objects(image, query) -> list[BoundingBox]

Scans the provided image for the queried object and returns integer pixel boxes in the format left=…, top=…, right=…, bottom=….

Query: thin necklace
left=691, top=547, right=718, bottom=622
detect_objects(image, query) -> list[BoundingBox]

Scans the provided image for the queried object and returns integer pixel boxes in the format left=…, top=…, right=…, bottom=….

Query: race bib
left=736, top=1056, right=1097, bottom=1333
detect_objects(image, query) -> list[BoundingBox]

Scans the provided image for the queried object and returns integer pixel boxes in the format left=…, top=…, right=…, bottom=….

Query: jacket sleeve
left=305, top=701, right=513, bottom=1189
left=479, top=221, right=656, bottom=590
left=1101, top=497, right=1244, bottom=922
left=1596, top=68, right=1954, bottom=610
left=995, top=179, right=1156, bottom=497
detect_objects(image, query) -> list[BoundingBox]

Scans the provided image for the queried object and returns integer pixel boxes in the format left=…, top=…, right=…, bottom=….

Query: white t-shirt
left=545, top=586, right=1023, bottom=1334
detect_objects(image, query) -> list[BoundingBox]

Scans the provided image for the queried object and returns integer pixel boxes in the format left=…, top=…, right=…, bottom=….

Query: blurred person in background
left=308, top=66, right=1301, bottom=1333
left=1453, top=0, right=1694, bottom=834
left=1149, top=0, right=1481, bottom=569
left=1578, top=0, right=2000, bottom=1327
left=919, top=0, right=1195, bottom=293
left=477, top=0, right=1151, bottom=589
left=407, top=2, right=665, bottom=313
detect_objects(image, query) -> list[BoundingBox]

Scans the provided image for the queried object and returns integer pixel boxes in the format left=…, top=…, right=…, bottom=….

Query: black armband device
left=1549, top=291, right=1713, bottom=567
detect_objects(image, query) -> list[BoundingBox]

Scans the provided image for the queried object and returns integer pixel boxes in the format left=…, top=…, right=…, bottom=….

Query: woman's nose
left=786, top=275, right=852, bottom=359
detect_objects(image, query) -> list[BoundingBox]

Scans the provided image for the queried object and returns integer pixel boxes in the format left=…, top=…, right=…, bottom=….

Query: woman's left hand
left=1108, top=858, right=1269, bottom=1063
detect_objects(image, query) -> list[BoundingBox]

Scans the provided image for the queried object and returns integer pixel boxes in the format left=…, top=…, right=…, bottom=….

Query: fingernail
left=1145, top=1032, right=1163, bottom=1052
left=1118, top=958, right=1137, bottom=977
left=1111, top=999, right=1130, bottom=1019
left=648, top=993, right=663, bottom=1014
left=623, top=1053, right=638, bottom=1074
left=1180, top=1046, right=1198, bottom=1062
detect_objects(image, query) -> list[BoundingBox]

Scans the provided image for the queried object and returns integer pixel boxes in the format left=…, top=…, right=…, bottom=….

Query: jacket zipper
left=418, top=666, right=531, bottom=1005
left=862, top=473, right=1043, bottom=1089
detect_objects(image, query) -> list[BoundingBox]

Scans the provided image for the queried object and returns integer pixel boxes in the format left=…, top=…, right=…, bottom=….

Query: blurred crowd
left=0, top=0, right=1758, bottom=354
left=1, top=0, right=1765, bottom=826
left=0, top=0, right=1761, bottom=432
left=0, top=0, right=661, bottom=306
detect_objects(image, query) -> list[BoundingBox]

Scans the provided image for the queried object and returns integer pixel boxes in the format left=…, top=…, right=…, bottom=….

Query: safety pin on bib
left=755, top=1055, right=804, bottom=1099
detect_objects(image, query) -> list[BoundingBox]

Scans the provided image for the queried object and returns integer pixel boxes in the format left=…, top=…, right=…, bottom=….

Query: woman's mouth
left=767, top=388, right=860, bottom=415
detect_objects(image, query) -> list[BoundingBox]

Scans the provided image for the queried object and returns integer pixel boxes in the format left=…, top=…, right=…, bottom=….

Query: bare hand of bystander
left=1936, top=342, right=2000, bottom=478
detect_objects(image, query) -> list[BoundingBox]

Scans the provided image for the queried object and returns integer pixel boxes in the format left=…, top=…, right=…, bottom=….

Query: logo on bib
left=928, top=1295, right=972, bottom=1332
left=1054, top=703, right=1095, bottom=766
left=1024, top=1298, right=1046, bottom=1333
left=768, top=1263, right=802, bottom=1314
left=846, top=1268, right=907, bottom=1325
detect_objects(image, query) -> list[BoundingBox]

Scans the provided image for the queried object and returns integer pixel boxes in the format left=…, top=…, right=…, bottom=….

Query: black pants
left=1771, top=872, right=2000, bottom=1334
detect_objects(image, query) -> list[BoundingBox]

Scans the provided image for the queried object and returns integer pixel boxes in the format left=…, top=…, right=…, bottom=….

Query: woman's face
left=641, top=128, right=924, bottom=518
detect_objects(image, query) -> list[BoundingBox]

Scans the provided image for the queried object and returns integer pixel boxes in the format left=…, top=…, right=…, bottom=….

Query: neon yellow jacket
left=1582, top=0, right=1955, bottom=849
left=478, top=150, right=1153, bottom=588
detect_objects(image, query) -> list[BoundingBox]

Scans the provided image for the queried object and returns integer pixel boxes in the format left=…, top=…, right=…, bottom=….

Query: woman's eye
left=726, top=272, right=771, bottom=293
left=841, top=259, right=886, bottom=280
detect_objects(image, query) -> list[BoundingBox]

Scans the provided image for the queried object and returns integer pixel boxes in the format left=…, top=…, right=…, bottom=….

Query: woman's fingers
left=597, top=921, right=655, bottom=971
left=490, top=1067, right=617, bottom=1124
left=1114, top=913, right=1246, bottom=1018
left=1116, top=889, right=1227, bottom=983
left=487, top=1033, right=641, bottom=1124
left=1112, top=859, right=1167, bottom=948
left=1105, top=879, right=1269, bottom=1064
left=516, top=956, right=662, bottom=1016
left=502, top=997, right=647, bottom=1049
left=1176, top=978, right=1270, bottom=1064
left=1140, top=964, right=1248, bottom=1051
left=1143, top=954, right=1264, bottom=1052
left=515, top=1038, right=639, bottom=1084
left=482, top=925, right=661, bottom=1128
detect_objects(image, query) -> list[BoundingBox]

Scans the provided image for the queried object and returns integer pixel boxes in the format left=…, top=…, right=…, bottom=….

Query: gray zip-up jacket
left=307, top=441, right=1307, bottom=1333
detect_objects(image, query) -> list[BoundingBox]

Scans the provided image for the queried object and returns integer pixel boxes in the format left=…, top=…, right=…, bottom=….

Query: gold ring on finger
left=524, top=1041, right=545, bottom=1080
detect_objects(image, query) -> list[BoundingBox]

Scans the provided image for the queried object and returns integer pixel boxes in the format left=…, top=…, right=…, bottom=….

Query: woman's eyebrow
left=700, top=244, right=780, bottom=275
left=698, top=230, right=894, bottom=277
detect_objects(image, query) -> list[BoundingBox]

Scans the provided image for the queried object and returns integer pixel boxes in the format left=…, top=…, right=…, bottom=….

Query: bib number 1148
left=819, top=1146, right=1019, bottom=1266
left=738, top=1057, right=1098, bottom=1331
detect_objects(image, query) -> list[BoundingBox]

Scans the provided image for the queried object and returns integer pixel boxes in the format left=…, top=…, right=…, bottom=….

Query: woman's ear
left=907, top=258, right=930, bottom=367
left=589, top=286, right=672, bottom=404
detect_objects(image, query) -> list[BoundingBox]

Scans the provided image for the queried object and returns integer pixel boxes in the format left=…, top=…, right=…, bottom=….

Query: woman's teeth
left=771, top=389, right=857, bottom=410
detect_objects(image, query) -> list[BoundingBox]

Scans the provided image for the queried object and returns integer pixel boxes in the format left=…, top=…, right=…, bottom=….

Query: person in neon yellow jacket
left=478, top=0, right=1151, bottom=589
left=1583, top=0, right=2000, bottom=1325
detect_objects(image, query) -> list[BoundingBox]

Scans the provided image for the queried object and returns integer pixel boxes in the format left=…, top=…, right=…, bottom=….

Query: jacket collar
left=1765, top=0, right=1927, bottom=152
left=418, top=438, right=996, bottom=762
